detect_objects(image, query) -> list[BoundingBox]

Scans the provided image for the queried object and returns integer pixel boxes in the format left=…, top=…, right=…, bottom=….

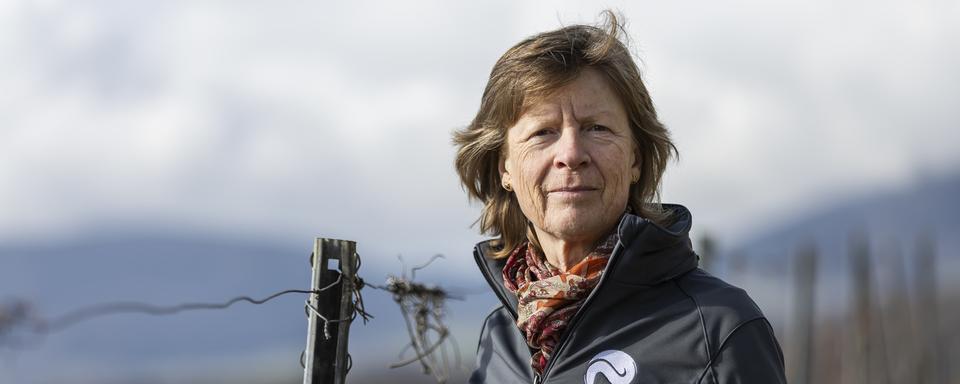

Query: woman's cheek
left=515, top=150, right=547, bottom=221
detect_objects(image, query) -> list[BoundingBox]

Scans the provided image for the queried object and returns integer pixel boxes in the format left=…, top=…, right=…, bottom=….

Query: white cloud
left=0, top=0, right=957, bottom=255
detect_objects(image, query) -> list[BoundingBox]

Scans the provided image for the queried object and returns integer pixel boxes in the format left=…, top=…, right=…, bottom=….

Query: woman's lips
left=547, top=186, right=598, bottom=198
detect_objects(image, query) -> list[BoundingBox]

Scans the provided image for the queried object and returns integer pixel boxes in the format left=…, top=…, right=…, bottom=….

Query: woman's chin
left=539, top=210, right=612, bottom=242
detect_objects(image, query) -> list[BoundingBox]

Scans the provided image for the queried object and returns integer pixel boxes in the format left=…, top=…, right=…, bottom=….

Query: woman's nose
left=553, top=127, right=590, bottom=170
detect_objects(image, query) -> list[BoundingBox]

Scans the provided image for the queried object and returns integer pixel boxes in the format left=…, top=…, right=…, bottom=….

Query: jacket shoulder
left=675, top=269, right=767, bottom=361
left=675, top=269, right=786, bottom=383
left=676, top=268, right=766, bottom=327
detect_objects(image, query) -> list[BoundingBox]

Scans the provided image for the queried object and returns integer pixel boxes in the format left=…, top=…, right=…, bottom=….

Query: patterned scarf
left=501, top=232, right=618, bottom=374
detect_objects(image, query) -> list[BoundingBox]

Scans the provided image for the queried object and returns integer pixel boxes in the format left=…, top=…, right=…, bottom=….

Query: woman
left=453, top=12, right=787, bottom=384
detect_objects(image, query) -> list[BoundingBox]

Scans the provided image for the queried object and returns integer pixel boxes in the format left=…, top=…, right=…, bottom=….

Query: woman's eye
left=532, top=128, right=554, bottom=137
left=586, top=124, right=609, bottom=132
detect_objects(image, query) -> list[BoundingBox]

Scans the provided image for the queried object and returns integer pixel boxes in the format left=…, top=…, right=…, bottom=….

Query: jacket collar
left=473, top=204, right=700, bottom=319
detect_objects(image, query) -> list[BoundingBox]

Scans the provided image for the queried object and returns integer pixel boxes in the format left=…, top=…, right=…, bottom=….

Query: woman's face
left=501, top=68, right=640, bottom=245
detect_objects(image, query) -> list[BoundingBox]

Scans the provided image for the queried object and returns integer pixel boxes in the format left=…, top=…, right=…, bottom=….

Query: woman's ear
left=631, top=147, right=642, bottom=184
left=499, top=155, right=513, bottom=191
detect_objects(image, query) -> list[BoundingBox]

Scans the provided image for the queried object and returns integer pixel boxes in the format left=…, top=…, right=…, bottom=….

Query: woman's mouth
left=547, top=186, right=599, bottom=198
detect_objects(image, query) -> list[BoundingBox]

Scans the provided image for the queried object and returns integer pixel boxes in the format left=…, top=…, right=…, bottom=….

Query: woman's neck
left=535, top=231, right=601, bottom=271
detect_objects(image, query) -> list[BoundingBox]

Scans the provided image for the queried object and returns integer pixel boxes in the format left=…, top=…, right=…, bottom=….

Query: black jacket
left=469, top=205, right=787, bottom=384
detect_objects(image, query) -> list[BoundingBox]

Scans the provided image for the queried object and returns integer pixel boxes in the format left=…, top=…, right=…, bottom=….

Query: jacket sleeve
left=709, top=317, right=787, bottom=384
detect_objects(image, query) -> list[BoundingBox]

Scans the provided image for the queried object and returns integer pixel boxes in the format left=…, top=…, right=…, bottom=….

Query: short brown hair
left=453, top=11, right=677, bottom=258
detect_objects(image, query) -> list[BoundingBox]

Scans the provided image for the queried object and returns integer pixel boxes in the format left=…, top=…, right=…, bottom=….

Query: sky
left=1, top=0, right=958, bottom=270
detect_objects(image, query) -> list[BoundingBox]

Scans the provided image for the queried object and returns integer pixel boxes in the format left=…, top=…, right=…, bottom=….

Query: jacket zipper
left=536, top=241, right=625, bottom=383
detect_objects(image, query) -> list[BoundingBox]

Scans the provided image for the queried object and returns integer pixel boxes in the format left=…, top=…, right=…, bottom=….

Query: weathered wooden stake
left=697, top=234, right=717, bottom=273
left=303, top=238, right=357, bottom=384
left=847, top=232, right=872, bottom=384
left=913, top=232, right=942, bottom=384
left=790, top=243, right=817, bottom=384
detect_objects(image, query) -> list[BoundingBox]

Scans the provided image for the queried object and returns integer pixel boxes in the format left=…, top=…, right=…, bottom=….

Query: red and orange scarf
left=501, top=233, right=618, bottom=374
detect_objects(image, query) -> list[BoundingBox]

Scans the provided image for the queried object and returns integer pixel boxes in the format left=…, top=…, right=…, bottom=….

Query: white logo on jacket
left=584, top=349, right=637, bottom=384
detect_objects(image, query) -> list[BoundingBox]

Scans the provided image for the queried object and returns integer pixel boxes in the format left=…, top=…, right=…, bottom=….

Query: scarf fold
left=501, top=232, right=618, bottom=375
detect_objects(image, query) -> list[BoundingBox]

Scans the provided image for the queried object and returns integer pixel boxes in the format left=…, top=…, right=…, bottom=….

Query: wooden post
left=791, top=243, right=816, bottom=384
left=696, top=233, right=717, bottom=274
left=880, top=240, right=915, bottom=383
left=303, top=238, right=357, bottom=384
left=913, top=232, right=941, bottom=384
left=847, top=232, right=871, bottom=384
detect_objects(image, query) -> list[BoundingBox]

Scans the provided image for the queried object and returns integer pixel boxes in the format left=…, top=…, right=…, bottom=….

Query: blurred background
left=1, top=0, right=957, bottom=383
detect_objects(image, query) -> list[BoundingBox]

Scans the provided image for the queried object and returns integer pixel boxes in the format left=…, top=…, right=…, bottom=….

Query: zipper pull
left=533, top=373, right=542, bottom=384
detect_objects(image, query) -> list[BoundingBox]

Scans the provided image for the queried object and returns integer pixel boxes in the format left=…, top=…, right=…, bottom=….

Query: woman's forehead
left=518, top=96, right=623, bottom=124
left=516, top=69, right=625, bottom=122
left=518, top=101, right=620, bottom=124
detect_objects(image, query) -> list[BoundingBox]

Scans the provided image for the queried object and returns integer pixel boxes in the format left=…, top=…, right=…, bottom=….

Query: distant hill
left=710, top=172, right=960, bottom=320
left=727, top=172, right=959, bottom=270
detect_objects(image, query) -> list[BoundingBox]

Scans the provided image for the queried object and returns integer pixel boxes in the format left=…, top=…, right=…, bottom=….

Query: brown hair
left=453, top=11, right=677, bottom=258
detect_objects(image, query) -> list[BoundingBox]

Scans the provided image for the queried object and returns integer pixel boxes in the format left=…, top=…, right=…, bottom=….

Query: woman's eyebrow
left=575, top=109, right=615, bottom=122
left=522, top=105, right=560, bottom=119
left=519, top=111, right=562, bottom=128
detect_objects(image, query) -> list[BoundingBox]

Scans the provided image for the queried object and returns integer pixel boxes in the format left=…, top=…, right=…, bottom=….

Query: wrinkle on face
left=500, top=68, right=640, bottom=269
